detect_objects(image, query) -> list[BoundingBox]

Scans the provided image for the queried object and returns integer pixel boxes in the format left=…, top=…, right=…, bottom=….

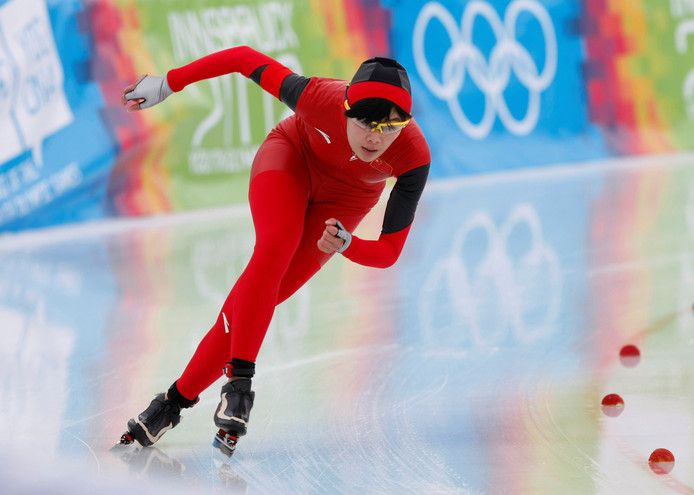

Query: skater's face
left=346, top=107, right=406, bottom=163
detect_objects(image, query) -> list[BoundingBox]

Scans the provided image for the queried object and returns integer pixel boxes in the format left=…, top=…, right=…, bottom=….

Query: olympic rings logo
left=413, top=0, right=558, bottom=139
left=418, top=204, right=561, bottom=352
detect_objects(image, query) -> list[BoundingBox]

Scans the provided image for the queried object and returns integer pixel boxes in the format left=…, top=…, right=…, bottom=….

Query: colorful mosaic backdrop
left=0, top=0, right=388, bottom=232
left=0, top=0, right=693, bottom=232
left=387, top=0, right=694, bottom=177
left=106, top=0, right=389, bottom=215
left=582, top=0, right=694, bottom=154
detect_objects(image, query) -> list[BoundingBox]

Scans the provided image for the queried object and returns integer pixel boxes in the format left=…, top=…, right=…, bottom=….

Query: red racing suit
left=168, top=46, right=431, bottom=397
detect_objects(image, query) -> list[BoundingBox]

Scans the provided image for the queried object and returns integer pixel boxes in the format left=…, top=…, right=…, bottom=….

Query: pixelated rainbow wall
left=0, top=0, right=693, bottom=232
left=0, top=0, right=389, bottom=231
left=388, top=0, right=694, bottom=176
left=582, top=0, right=694, bottom=154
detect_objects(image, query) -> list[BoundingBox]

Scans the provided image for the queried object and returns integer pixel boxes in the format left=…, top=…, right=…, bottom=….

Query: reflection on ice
left=0, top=156, right=693, bottom=493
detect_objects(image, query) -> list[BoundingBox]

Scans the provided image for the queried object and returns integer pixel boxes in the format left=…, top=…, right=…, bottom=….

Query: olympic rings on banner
left=413, top=0, right=557, bottom=139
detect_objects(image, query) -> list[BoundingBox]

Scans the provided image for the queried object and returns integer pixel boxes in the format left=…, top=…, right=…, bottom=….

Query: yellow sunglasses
left=351, top=117, right=411, bottom=134
left=345, top=101, right=411, bottom=134
left=343, top=83, right=411, bottom=134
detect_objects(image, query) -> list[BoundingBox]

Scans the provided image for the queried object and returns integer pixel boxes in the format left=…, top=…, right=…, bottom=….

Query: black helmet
left=345, top=57, right=412, bottom=114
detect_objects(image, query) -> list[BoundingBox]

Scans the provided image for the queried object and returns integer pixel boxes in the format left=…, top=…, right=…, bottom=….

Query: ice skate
left=119, top=383, right=198, bottom=447
left=212, top=377, right=255, bottom=457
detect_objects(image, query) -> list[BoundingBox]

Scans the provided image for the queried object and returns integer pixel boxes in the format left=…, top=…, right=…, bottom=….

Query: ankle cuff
left=167, top=382, right=199, bottom=408
left=223, top=358, right=255, bottom=378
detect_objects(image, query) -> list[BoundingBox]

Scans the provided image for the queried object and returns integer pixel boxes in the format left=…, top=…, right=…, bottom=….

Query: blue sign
left=0, top=0, right=116, bottom=232
left=384, top=0, right=611, bottom=177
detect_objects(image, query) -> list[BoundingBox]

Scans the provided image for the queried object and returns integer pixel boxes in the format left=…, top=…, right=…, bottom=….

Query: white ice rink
left=1, top=154, right=693, bottom=494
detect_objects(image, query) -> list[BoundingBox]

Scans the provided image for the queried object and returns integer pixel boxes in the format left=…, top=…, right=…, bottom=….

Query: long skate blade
left=213, top=429, right=238, bottom=458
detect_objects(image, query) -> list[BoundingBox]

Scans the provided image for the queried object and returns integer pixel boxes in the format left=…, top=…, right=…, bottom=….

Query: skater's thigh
left=248, top=136, right=310, bottom=245
left=275, top=204, right=369, bottom=305
left=250, top=131, right=309, bottom=184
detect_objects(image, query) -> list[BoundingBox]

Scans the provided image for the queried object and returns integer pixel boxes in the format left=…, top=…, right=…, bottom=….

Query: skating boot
left=213, top=359, right=255, bottom=457
left=119, top=382, right=198, bottom=447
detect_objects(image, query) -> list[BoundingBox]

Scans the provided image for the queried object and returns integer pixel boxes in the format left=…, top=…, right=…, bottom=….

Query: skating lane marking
left=62, top=405, right=127, bottom=428
left=261, top=343, right=399, bottom=374
left=63, top=430, right=101, bottom=473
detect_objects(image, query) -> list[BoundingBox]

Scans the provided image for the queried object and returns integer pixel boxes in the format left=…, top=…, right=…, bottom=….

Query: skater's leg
left=176, top=191, right=372, bottom=398
left=175, top=317, right=231, bottom=400
left=177, top=218, right=330, bottom=400
left=212, top=169, right=311, bottom=451
left=229, top=205, right=369, bottom=360
left=213, top=207, right=370, bottom=452
left=177, top=170, right=307, bottom=395
left=177, top=135, right=310, bottom=398
left=176, top=207, right=372, bottom=399
left=176, top=213, right=329, bottom=399
left=226, top=168, right=308, bottom=361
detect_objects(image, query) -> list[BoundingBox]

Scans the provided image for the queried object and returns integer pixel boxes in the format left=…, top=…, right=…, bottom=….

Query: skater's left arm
left=322, top=164, right=430, bottom=268
left=166, top=46, right=309, bottom=109
left=123, top=46, right=309, bottom=111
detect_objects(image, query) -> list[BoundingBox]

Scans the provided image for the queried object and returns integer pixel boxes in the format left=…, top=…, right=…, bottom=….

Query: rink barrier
left=1, top=0, right=693, bottom=231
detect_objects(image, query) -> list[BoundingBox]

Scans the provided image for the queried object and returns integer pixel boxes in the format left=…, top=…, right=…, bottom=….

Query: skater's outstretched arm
left=123, top=45, right=309, bottom=111
left=319, top=163, right=430, bottom=268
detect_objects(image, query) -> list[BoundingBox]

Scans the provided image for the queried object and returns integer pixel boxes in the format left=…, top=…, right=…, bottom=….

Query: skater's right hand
left=318, top=218, right=351, bottom=254
left=122, top=74, right=173, bottom=111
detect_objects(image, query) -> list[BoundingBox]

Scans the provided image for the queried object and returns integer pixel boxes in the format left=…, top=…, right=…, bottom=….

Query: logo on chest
left=314, top=127, right=331, bottom=144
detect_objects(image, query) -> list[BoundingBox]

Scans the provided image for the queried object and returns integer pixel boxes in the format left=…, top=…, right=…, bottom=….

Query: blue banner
left=0, top=0, right=117, bottom=231
left=385, top=0, right=611, bottom=177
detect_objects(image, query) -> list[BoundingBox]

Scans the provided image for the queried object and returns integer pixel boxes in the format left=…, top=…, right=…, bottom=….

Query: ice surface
left=0, top=154, right=693, bottom=494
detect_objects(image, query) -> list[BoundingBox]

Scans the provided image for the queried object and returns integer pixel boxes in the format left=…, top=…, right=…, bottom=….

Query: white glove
left=335, top=220, right=352, bottom=253
left=124, top=75, right=173, bottom=109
